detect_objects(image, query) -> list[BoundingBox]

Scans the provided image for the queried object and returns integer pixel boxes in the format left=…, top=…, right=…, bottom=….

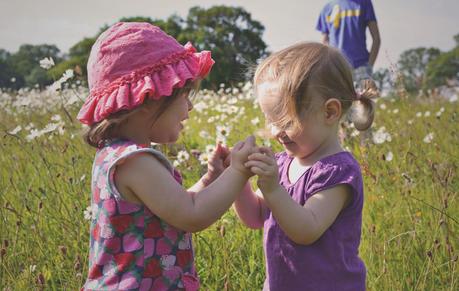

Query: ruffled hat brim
left=77, top=42, right=214, bottom=125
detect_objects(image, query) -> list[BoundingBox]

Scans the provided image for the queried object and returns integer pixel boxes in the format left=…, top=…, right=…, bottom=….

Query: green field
left=1, top=85, right=458, bottom=290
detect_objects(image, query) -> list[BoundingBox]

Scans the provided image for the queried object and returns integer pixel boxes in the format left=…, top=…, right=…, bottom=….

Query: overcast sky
left=1, top=0, right=458, bottom=70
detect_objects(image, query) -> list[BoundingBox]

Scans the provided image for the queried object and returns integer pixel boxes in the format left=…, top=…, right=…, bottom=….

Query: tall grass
left=0, top=86, right=457, bottom=290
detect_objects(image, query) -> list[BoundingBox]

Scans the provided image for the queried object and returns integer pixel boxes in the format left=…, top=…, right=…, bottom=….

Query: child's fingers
left=233, top=141, right=244, bottom=151
left=258, top=146, right=275, bottom=158
left=245, top=160, right=270, bottom=172
left=248, top=152, right=275, bottom=164
left=244, top=135, right=256, bottom=147
left=220, top=143, right=231, bottom=157
left=250, top=166, right=269, bottom=176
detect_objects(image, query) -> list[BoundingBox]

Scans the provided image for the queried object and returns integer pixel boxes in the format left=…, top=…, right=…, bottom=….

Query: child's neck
left=295, top=135, right=344, bottom=167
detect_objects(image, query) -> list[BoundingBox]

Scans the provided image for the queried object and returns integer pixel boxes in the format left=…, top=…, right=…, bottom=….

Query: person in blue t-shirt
left=316, top=0, right=381, bottom=84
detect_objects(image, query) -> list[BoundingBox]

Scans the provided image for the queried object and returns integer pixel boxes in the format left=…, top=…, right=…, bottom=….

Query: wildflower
left=199, top=130, right=211, bottom=139
left=41, top=122, right=60, bottom=134
left=48, top=69, right=74, bottom=92
left=199, top=153, right=209, bottom=165
left=372, top=127, right=392, bottom=144
left=424, top=111, right=431, bottom=117
left=8, top=125, right=22, bottom=135
left=216, top=125, right=231, bottom=140
left=435, top=107, right=445, bottom=118
left=384, top=151, right=394, bottom=162
left=26, top=129, right=42, bottom=141
left=407, top=119, right=414, bottom=125
left=379, top=103, right=386, bottom=110
left=174, top=150, right=190, bottom=167
left=177, top=150, right=190, bottom=162
left=61, top=69, right=74, bottom=82
left=83, top=205, right=97, bottom=221
left=193, top=102, right=207, bottom=113
left=251, top=117, right=260, bottom=126
left=29, top=265, right=37, bottom=273
left=51, top=114, right=61, bottom=121
left=392, top=109, right=399, bottom=114
left=205, top=145, right=216, bottom=154
left=423, top=133, right=434, bottom=143
left=262, top=139, right=272, bottom=147
left=39, top=57, right=55, bottom=70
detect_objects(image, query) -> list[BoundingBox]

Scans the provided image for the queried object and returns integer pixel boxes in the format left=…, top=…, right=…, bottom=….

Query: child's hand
left=203, top=143, right=230, bottom=186
left=229, top=135, right=257, bottom=177
left=245, top=146, right=281, bottom=195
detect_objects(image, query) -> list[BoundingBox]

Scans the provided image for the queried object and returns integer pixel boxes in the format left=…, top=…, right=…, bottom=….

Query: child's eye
left=268, top=120, right=293, bottom=134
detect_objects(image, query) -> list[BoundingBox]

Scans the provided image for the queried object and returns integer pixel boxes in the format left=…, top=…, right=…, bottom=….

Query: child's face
left=147, top=90, right=194, bottom=143
left=257, top=82, right=332, bottom=159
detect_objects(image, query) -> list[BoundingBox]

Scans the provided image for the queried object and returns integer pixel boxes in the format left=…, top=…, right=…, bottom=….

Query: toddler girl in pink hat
left=77, top=22, right=255, bottom=290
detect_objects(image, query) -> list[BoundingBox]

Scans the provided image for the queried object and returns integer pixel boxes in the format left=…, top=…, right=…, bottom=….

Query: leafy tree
left=119, top=15, right=184, bottom=40
left=397, top=47, right=441, bottom=92
left=9, top=44, right=62, bottom=88
left=0, top=49, right=16, bottom=89
left=372, top=68, right=392, bottom=93
left=48, top=37, right=96, bottom=80
left=424, top=34, right=459, bottom=89
left=3, top=6, right=268, bottom=90
left=183, top=6, right=268, bottom=88
left=50, top=16, right=185, bottom=85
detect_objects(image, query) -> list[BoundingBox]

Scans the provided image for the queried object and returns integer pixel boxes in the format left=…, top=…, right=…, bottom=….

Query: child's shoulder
left=307, top=151, right=363, bottom=195
left=95, top=139, right=176, bottom=178
left=315, top=151, right=360, bottom=170
left=311, top=151, right=361, bottom=177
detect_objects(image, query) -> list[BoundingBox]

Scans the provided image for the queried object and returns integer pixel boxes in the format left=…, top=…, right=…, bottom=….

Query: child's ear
left=323, top=98, right=342, bottom=124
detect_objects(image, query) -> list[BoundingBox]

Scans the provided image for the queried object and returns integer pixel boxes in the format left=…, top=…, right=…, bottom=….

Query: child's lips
left=279, top=139, right=294, bottom=145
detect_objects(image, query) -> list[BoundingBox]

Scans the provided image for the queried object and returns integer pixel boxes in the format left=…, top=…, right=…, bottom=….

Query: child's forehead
left=257, top=81, right=280, bottom=94
left=256, top=81, right=281, bottom=104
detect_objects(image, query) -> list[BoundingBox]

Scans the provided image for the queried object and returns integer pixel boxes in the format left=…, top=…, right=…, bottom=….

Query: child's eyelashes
left=267, top=121, right=293, bottom=136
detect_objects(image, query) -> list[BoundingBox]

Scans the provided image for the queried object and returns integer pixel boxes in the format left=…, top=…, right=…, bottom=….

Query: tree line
left=0, top=5, right=457, bottom=94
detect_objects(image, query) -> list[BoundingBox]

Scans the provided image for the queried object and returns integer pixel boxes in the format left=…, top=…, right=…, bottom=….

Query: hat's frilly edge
left=77, top=42, right=214, bottom=125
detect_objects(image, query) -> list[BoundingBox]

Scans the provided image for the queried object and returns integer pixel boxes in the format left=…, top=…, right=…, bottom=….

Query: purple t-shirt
left=316, top=0, right=377, bottom=68
left=263, top=151, right=366, bottom=291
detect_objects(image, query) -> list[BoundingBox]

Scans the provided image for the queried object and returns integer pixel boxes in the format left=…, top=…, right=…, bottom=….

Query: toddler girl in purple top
left=234, top=42, right=379, bottom=290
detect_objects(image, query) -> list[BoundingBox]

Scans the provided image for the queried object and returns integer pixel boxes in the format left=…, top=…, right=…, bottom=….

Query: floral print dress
left=83, top=140, right=199, bottom=291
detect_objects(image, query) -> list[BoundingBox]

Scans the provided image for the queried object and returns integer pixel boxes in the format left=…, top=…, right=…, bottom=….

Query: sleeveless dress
left=83, top=140, right=199, bottom=291
left=263, top=151, right=366, bottom=291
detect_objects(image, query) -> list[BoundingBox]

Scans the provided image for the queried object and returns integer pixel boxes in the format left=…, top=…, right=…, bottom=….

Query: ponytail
left=349, top=79, right=379, bottom=131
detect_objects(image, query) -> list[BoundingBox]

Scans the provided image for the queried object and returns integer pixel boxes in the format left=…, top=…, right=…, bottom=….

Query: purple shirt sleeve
left=306, top=158, right=362, bottom=206
left=363, top=0, right=377, bottom=23
left=316, top=6, right=329, bottom=34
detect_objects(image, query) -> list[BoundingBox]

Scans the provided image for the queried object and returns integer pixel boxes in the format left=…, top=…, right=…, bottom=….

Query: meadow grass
left=0, top=87, right=457, bottom=290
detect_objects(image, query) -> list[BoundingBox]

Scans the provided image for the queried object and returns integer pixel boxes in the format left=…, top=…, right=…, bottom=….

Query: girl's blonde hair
left=253, top=42, right=377, bottom=133
left=83, top=80, right=200, bottom=148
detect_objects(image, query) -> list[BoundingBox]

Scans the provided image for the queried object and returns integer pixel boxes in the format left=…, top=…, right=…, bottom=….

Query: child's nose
left=187, top=98, right=193, bottom=111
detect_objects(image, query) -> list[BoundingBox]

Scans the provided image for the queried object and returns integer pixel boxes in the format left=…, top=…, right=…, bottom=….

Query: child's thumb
left=215, top=142, right=222, bottom=154
left=244, top=135, right=256, bottom=147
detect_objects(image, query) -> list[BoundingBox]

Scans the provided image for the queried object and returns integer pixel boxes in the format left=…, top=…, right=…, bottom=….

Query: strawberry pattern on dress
left=83, top=140, right=199, bottom=291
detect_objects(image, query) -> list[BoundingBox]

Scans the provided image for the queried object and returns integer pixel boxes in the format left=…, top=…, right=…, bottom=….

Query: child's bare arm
left=233, top=183, right=267, bottom=229
left=188, top=143, right=230, bottom=193
left=116, top=136, right=255, bottom=233
left=246, top=147, right=351, bottom=245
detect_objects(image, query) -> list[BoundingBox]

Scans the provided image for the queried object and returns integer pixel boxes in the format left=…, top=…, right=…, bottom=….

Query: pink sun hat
left=77, top=22, right=215, bottom=125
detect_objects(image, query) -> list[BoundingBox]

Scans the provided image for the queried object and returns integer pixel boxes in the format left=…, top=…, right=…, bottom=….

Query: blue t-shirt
left=316, top=0, right=377, bottom=68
